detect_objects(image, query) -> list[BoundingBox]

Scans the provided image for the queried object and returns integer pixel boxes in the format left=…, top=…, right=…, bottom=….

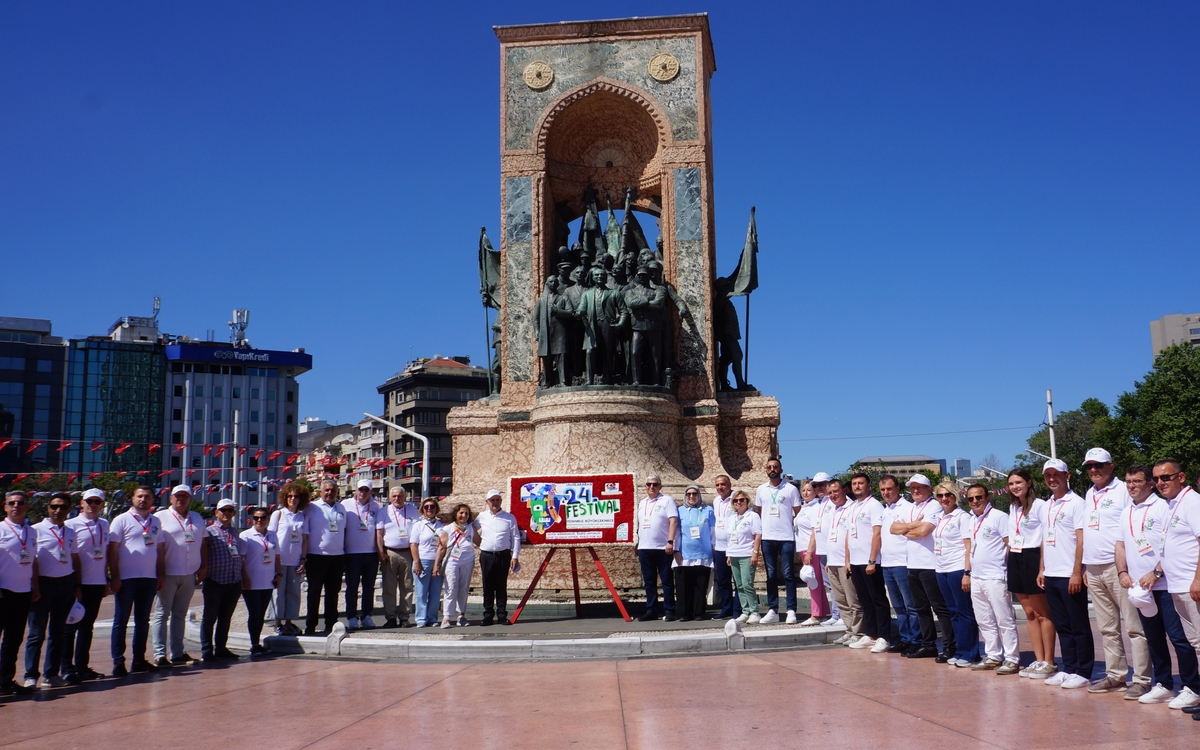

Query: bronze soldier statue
left=575, top=267, right=630, bottom=385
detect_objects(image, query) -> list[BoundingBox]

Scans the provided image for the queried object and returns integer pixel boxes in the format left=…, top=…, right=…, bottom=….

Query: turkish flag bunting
left=282, top=465, right=294, bottom=473
left=378, top=459, right=394, bottom=468
left=203, top=445, right=213, bottom=456
left=114, top=472, right=127, bottom=479
left=285, top=454, right=298, bottom=465
left=208, top=485, right=219, bottom=494
left=87, top=472, right=100, bottom=480
left=0, top=439, right=12, bottom=451
left=158, top=470, right=173, bottom=477
left=208, top=469, right=220, bottom=479
left=137, top=470, right=150, bottom=476
left=268, top=451, right=283, bottom=462
left=397, top=459, right=408, bottom=467
left=185, top=469, right=198, bottom=477
left=156, top=487, right=170, bottom=498
left=57, top=441, right=76, bottom=452
left=214, top=446, right=228, bottom=457
left=254, top=449, right=266, bottom=461
left=238, top=447, right=247, bottom=456
left=114, top=443, right=134, bottom=454
left=14, top=473, right=30, bottom=482
left=39, top=473, right=53, bottom=484
left=255, top=466, right=268, bottom=473
left=90, top=441, right=105, bottom=452
left=26, top=440, right=46, bottom=454
left=173, top=444, right=186, bottom=453
left=67, top=473, right=78, bottom=484
left=147, top=444, right=162, bottom=456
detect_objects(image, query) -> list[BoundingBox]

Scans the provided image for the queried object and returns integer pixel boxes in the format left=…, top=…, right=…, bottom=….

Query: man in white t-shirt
left=1036, top=458, right=1093, bottom=689
left=845, top=473, right=890, bottom=652
left=634, top=474, right=678, bottom=621
left=878, top=475, right=918, bottom=653
left=476, top=489, right=521, bottom=626
left=754, top=458, right=802, bottom=624
left=813, top=478, right=863, bottom=643
left=304, top=480, right=346, bottom=636
left=106, top=486, right=166, bottom=676
left=343, top=480, right=380, bottom=629
left=22, top=492, right=80, bottom=688
left=890, top=474, right=953, bottom=660
left=376, top=485, right=420, bottom=628
left=1080, top=448, right=1150, bottom=694
left=62, top=488, right=109, bottom=683
left=1150, top=459, right=1200, bottom=711
left=151, top=485, right=207, bottom=668
left=711, top=475, right=741, bottom=620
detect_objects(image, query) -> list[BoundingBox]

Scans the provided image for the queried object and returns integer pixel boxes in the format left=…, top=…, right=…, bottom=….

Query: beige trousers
left=1172, top=592, right=1200, bottom=656
left=827, top=565, right=863, bottom=636
left=1086, top=562, right=1151, bottom=685
left=381, top=548, right=414, bottom=622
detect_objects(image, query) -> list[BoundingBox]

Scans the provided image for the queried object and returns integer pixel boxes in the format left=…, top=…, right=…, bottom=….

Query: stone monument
left=448, top=14, right=780, bottom=588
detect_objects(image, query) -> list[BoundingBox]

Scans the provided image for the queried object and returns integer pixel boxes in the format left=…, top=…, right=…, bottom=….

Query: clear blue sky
left=3, top=2, right=1197, bottom=479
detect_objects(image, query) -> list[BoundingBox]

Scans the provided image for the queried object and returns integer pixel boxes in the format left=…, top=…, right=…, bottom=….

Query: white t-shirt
left=904, top=498, right=941, bottom=570
left=1039, top=492, right=1086, bottom=578
left=880, top=499, right=912, bottom=568
left=477, top=509, right=521, bottom=555
left=933, top=508, right=969, bottom=574
left=0, top=519, right=35, bottom=592
left=109, top=509, right=162, bottom=580
left=1082, top=478, right=1131, bottom=566
left=847, top=497, right=884, bottom=566
left=377, top=503, right=420, bottom=551
left=155, top=508, right=204, bottom=576
left=823, top=501, right=853, bottom=567
left=793, top=499, right=821, bottom=553
left=66, top=516, right=109, bottom=586
left=812, top=496, right=833, bottom=555
left=239, top=528, right=278, bottom=590
left=342, top=499, right=379, bottom=555
left=305, top=500, right=346, bottom=556
left=33, top=519, right=76, bottom=578
left=441, top=522, right=478, bottom=564
left=1162, top=487, right=1200, bottom=594
left=268, top=507, right=308, bottom=567
left=755, top=481, right=802, bottom=541
left=1007, top=498, right=1045, bottom=550
left=967, top=505, right=1009, bottom=581
left=636, top=495, right=678, bottom=550
left=723, top=510, right=761, bottom=557
left=410, top=517, right=443, bottom=560
left=1119, top=495, right=1169, bottom=591
left=712, top=495, right=735, bottom=552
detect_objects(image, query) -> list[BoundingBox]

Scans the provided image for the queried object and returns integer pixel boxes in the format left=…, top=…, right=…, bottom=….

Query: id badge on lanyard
left=19, top=548, right=31, bottom=565
left=262, top=538, right=272, bottom=564
left=290, top=526, right=301, bottom=544
left=92, top=545, right=105, bottom=561
left=1087, top=511, right=1100, bottom=530
left=1135, top=536, right=1153, bottom=556
left=1010, top=532, right=1023, bottom=551
left=689, top=525, right=701, bottom=539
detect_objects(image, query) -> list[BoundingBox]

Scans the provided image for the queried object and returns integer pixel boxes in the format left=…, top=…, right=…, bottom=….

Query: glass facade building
left=0, top=317, right=66, bottom=474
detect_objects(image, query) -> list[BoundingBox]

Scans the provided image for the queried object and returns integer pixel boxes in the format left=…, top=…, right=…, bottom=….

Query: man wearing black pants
left=891, top=475, right=955, bottom=659
left=477, top=490, right=521, bottom=626
left=1037, top=460, right=1093, bottom=689
left=711, top=475, right=741, bottom=619
left=200, top=500, right=243, bottom=662
left=845, top=474, right=892, bottom=651
left=304, top=480, right=346, bottom=636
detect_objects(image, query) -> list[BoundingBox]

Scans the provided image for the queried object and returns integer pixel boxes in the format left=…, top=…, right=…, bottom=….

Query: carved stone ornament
left=523, top=61, right=555, bottom=90
left=648, top=53, right=680, bottom=82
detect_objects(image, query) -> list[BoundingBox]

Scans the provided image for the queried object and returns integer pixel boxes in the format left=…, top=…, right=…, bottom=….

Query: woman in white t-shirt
left=725, top=491, right=762, bottom=624
left=1004, top=469, right=1056, bottom=679
left=932, top=482, right=981, bottom=667
left=408, top=499, right=445, bottom=627
left=267, top=482, right=309, bottom=636
left=435, top=503, right=480, bottom=628
left=240, top=508, right=281, bottom=655
left=794, top=481, right=830, bottom=623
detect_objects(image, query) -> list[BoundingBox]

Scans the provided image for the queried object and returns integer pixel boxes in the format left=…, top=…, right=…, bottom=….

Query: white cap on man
left=356, top=479, right=372, bottom=490
left=216, top=498, right=236, bottom=510
left=1083, top=448, right=1113, bottom=466
left=486, top=489, right=502, bottom=500
left=907, top=473, right=932, bottom=487
left=82, top=488, right=105, bottom=501
left=1042, top=458, right=1069, bottom=474
left=171, top=484, right=192, bottom=497
left=812, top=472, right=832, bottom=483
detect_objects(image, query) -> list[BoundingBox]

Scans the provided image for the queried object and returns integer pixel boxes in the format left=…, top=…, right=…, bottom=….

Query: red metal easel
left=509, top=546, right=631, bottom=624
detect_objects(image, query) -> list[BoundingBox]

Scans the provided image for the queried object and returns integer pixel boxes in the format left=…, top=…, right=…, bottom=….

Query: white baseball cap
left=356, top=479, right=372, bottom=490
left=171, top=484, right=192, bottom=497
left=1042, top=458, right=1070, bottom=474
left=216, top=498, right=236, bottom=510
left=811, top=472, right=832, bottom=483
left=1083, top=448, right=1113, bottom=466
left=66, top=600, right=87, bottom=626
left=1126, top=584, right=1158, bottom=618
left=82, top=488, right=105, bottom=501
left=907, top=474, right=932, bottom=487
left=486, top=489, right=503, bottom=500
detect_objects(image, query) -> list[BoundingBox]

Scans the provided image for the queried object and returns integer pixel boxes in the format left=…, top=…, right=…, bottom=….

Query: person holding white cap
left=1080, top=447, right=1150, bottom=695
left=1114, top=464, right=1198, bottom=705
left=1004, top=469, right=1057, bottom=679
left=239, top=506, right=281, bottom=656
left=963, top=484, right=1020, bottom=674
left=1037, top=458, right=1093, bottom=689
left=375, top=485, right=418, bottom=628
left=0, top=490, right=39, bottom=695
left=62, top=488, right=109, bottom=683
left=711, top=474, right=742, bottom=620
left=303, top=479, right=346, bottom=636
left=818, top=478, right=864, bottom=644
left=151, top=484, right=207, bottom=668
left=107, top=485, right=166, bottom=676
left=808, top=472, right=840, bottom=625
left=476, top=489, right=521, bottom=626
left=754, top=457, right=802, bottom=624
left=22, top=492, right=80, bottom=689
left=200, top=498, right=243, bottom=662
left=845, top=472, right=891, bottom=653
left=1151, top=458, right=1200, bottom=712
left=342, top=479, right=380, bottom=630
left=890, top=474, right=954, bottom=660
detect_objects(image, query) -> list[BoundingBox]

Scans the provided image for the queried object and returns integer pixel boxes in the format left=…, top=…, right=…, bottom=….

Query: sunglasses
left=1153, top=473, right=1179, bottom=482
left=85, top=498, right=104, bottom=506
left=422, top=505, right=437, bottom=511
left=966, top=496, right=987, bottom=502
left=685, top=491, right=699, bottom=496
left=6, top=500, right=28, bottom=507
left=49, top=504, right=70, bottom=511
left=646, top=482, right=661, bottom=487
left=217, top=508, right=235, bottom=514
left=935, top=493, right=956, bottom=499
left=732, top=498, right=749, bottom=504
left=252, top=516, right=269, bottom=522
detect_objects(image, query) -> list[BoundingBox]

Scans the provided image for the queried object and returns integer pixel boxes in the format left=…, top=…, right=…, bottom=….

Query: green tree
left=1021, top=397, right=1139, bottom=487
left=1113, top=343, right=1200, bottom=472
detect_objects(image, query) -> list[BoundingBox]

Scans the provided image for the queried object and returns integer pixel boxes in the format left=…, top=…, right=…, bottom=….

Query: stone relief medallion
left=523, top=61, right=554, bottom=90
left=648, top=53, right=680, bottom=82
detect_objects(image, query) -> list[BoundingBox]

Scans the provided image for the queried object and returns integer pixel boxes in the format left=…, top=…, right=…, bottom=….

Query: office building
left=1150, top=312, right=1200, bottom=355
left=0, top=317, right=66, bottom=475
left=376, top=356, right=488, bottom=498
left=856, top=455, right=947, bottom=478
left=952, top=458, right=972, bottom=477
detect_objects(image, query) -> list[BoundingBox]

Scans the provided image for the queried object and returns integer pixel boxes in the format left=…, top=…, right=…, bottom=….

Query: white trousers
left=971, top=577, right=1019, bottom=662
left=442, top=554, right=473, bottom=622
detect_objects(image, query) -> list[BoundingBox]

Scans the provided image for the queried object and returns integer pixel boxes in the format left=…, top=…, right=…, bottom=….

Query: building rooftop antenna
left=229, top=309, right=251, bottom=349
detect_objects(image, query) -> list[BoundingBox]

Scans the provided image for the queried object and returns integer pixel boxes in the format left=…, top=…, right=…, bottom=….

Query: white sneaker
left=1030, top=662, right=1058, bottom=680
left=785, top=610, right=798, bottom=624
left=747, top=613, right=762, bottom=624
left=736, top=613, right=750, bottom=623
left=870, top=637, right=889, bottom=653
left=22, top=678, right=36, bottom=689
left=1168, top=686, right=1200, bottom=709
left=1139, top=683, right=1175, bottom=704
left=1018, top=662, right=1035, bottom=678
left=799, top=617, right=820, bottom=626
left=415, top=622, right=426, bottom=628
left=759, top=610, right=779, bottom=625
left=361, top=616, right=376, bottom=629
left=1044, top=671, right=1068, bottom=687
left=1061, top=674, right=1089, bottom=689
left=832, top=633, right=851, bottom=645
left=827, top=617, right=844, bottom=628
left=848, top=635, right=874, bottom=649
left=347, top=617, right=359, bottom=629
left=947, top=658, right=963, bottom=667
left=440, top=620, right=453, bottom=629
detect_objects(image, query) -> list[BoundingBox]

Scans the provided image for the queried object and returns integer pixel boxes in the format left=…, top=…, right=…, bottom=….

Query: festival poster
left=509, top=473, right=636, bottom=545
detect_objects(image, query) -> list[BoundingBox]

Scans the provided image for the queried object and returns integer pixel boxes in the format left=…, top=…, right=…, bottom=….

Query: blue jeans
left=882, top=566, right=919, bottom=645
left=936, top=570, right=980, bottom=662
left=110, top=577, right=157, bottom=666
left=712, top=550, right=742, bottom=617
left=637, top=549, right=675, bottom=616
left=1139, top=589, right=1199, bottom=692
left=413, top=558, right=443, bottom=626
left=24, top=575, right=75, bottom=680
left=760, top=539, right=796, bottom=613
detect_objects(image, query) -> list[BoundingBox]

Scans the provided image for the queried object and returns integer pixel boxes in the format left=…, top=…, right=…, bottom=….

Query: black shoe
left=886, top=643, right=907, bottom=653
left=384, top=618, right=398, bottom=629
left=480, top=618, right=494, bottom=627
left=130, top=660, right=158, bottom=673
left=499, top=617, right=511, bottom=626
left=1192, top=710, right=1200, bottom=721
left=678, top=616, right=693, bottom=622
left=154, top=657, right=173, bottom=669
left=214, top=649, right=240, bottom=660
left=64, top=672, right=82, bottom=685
left=249, top=645, right=266, bottom=656
left=171, top=654, right=199, bottom=667
left=303, top=626, right=317, bottom=636
left=1182, top=704, right=1200, bottom=715
left=11, top=682, right=35, bottom=695
left=80, top=668, right=105, bottom=681
left=637, top=612, right=658, bottom=622
left=934, top=652, right=950, bottom=663
left=663, top=614, right=677, bottom=622
left=111, top=663, right=129, bottom=677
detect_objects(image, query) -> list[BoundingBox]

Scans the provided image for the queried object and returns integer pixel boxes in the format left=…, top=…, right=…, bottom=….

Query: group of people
left=634, top=453, right=1200, bottom=718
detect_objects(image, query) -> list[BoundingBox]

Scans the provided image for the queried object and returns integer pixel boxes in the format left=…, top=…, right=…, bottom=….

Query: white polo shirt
left=377, top=503, right=420, bottom=551
left=66, top=516, right=109, bottom=586
left=812, top=496, right=833, bottom=555
left=636, top=495, right=678, bottom=550
left=305, top=500, right=346, bottom=556
left=881, top=499, right=912, bottom=568
left=477, top=509, right=521, bottom=555
left=754, top=481, right=802, bottom=542
left=239, top=528, right=278, bottom=590
left=342, top=498, right=379, bottom=555
left=712, top=494, right=735, bottom=552
left=793, top=498, right=822, bottom=553
left=268, top=507, right=308, bottom=567
left=968, top=505, right=1009, bottom=581
left=847, top=496, right=884, bottom=566
left=724, top=510, right=761, bottom=557
left=109, top=509, right=162, bottom=580
left=33, top=519, right=76, bottom=578
left=1162, top=487, right=1200, bottom=595
left=823, top=500, right=853, bottom=567
left=1082, top=478, right=1130, bottom=566
left=155, top=508, right=205, bottom=576
left=441, top=522, right=478, bottom=564
left=0, top=519, right=35, bottom=592
left=904, top=498, right=941, bottom=570
left=1119, top=494, right=1169, bottom=591
left=1039, top=492, right=1086, bottom=578
left=933, top=508, right=969, bottom=574
left=411, top=517, right=443, bottom=560
left=1007, top=498, right=1045, bottom=550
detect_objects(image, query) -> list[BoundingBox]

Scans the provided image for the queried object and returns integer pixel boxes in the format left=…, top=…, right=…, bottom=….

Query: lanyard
left=3, top=520, right=28, bottom=551
left=319, top=502, right=342, bottom=522
left=1012, top=503, right=1028, bottom=529
left=1091, top=482, right=1115, bottom=511
left=831, top=503, right=848, bottom=530
left=83, top=519, right=103, bottom=548
left=171, top=509, right=193, bottom=534
left=910, top=498, right=932, bottom=522
left=450, top=526, right=468, bottom=548
left=215, top=524, right=236, bottom=548
left=390, top=506, right=409, bottom=531
left=1047, top=496, right=1069, bottom=531
left=935, top=513, right=955, bottom=540
left=643, top=498, right=659, bottom=523
left=133, top=511, right=154, bottom=536
left=769, top=487, right=782, bottom=506
left=256, top=531, right=272, bottom=554
left=1130, top=502, right=1152, bottom=536
left=716, top=497, right=730, bottom=522
left=731, top=512, right=750, bottom=537
left=1164, top=487, right=1195, bottom=537
left=357, top=500, right=374, bottom=520
left=684, top=505, right=703, bottom=525
left=971, top=506, right=992, bottom=540
left=47, top=523, right=67, bottom=552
